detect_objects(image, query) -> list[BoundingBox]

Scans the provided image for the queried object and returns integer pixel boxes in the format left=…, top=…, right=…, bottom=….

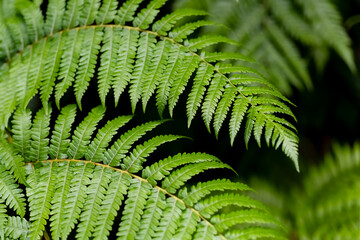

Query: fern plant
left=247, top=142, right=360, bottom=239
left=174, top=0, right=355, bottom=95
left=0, top=0, right=299, bottom=168
left=0, top=104, right=287, bottom=240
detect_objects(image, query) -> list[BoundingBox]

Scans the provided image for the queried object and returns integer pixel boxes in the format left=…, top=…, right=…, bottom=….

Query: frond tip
left=0, top=104, right=286, bottom=239
left=0, top=0, right=299, bottom=168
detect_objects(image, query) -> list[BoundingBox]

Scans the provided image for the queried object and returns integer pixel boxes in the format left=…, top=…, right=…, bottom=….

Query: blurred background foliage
left=166, top=0, right=360, bottom=238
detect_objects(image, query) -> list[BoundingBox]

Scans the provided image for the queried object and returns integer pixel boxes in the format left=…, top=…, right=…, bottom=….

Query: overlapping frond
left=294, top=142, right=360, bottom=239
left=0, top=0, right=299, bottom=168
left=1, top=104, right=285, bottom=240
left=175, top=0, right=355, bottom=94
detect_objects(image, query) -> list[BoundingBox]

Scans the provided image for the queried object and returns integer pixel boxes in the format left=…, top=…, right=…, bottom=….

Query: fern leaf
left=0, top=166, right=26, bottom=217
left=93, top=171, right=131, bottom=240
left=112, top=28, right=139, bottom=107
left=143, top=152, right=220, bottom=185
left=62, top=0, right=84, bottom=29
left=129, top=32, right=156, bottom=113
left=0, top=22, right=14, bottom=60
left=44, top=0, right=65, bottom=35
left=96, top=0, right=118, bottom=24
left=141, top=39, right=171, bottom=112
left=76, top=167, right=111, bottom=240
left=152, top=8, right=207, bottom=35
left=155, top=45, right=184, bottom=117
left=27, top=162, right=56, bottom=240
left=212, top=209, right=280, bottom=233
left=11, top=108, right=32, bottom=159
left=60, top=162, right=94, bottom=239
left=180, top=179, right=252, bottom=206
left=213, top=87, right=237, bottom=138
left=168, top=53, right=200, bottom=117
left=153, top=197, right=184, bottom=239
left=203, top=52, right=256, bottom=63
left=116, top=179, right=151, bottom=239
left=244, top=108, right=256, bottom=149
left=49, top=104, right=77, bottom=159
left=23, top=38, right=49, bottom=107
left=115, top=0, right=142, bottom=25
left=133, top=0, right=167, bottom=30
left=172, top=209, right=200, bottom=240
left=201, top=73, right=226, bottom=132
left=4, top=216, right=30, bottom=240
left=75, top=27, right=103, bottom=108
left=16, top=0, right=44, bottom=42
left=67, top=106, right=105, bottom=159
left=0, top=138, right=27, bottom=185
left=162, top=161, right=233, bottom=194
left=135, top=188, right=166, bottom=239
left=186, top=35, right=239, bottom=51
left=105, top=120, right=166, bottom=166
left=39, top=33, right=63, bottom=110
left=196, top=193, right=267, bottom=219
left=29, top=106, right=52, bottom=162
left=169, top=20, right=214, bottom=42
left=193, top=221, right=219, bottom=240
left=49, top=161, right=73, bottom=240
left=97, top=27, right=116, bottom=106
left=85, top=115, right=132, bottom=162
left=186, top=62, right=214, bottom=127
left=78, top=0, right=101, bottom=26
left=5, top=17, right=29, bottom=53
left=55, top=29, right=83, bottom=108
left=122, top=135, right=185, bottom=173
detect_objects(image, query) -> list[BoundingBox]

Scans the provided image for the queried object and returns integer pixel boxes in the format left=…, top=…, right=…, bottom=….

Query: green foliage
left=0, top=104, right=285, bottom=240
left=174, top=0, right=355, bottom=95
left=0, top=0, right=298, bottom=168
left=248, top=142, right=360, bottom=239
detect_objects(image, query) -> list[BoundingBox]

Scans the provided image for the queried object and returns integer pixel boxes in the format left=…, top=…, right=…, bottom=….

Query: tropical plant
left=0, top=104, right=287, bottom=239
left=174, top=0, right=355, bottom=95
left=247, top=142, right=360, bottom=239
left=0, top=0, right=299, bottom=239
left=0, top=0, right=299, bottom=167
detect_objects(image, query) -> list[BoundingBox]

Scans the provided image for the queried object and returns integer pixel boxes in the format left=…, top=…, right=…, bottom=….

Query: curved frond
left=0, top=104, right=286, bottom=239
left=0, top=0, right=299, bottom=166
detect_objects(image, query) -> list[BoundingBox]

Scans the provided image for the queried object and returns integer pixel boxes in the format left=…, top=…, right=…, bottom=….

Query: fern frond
left=0, top=166, right=26, bottom=217
left=1, top=104, right=286, bottom=239
left=1, top=0, right=299, bottom=171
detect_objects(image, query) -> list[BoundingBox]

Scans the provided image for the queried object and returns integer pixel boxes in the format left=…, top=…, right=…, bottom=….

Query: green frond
left=161, top=161, right=233, bottom=194
left=75, top=27, right=103, bottom=108
left=122, top=134, right=186, bottom=173
left=180, top=179, right=252, bottom=206
left=104, top=120, right=167, bottom=166
left=143, top=152, right=220, bottom=185
left=0, top=166, right=26, bottom=217
left=1, top=104, right=285, bottom=239
left=152, top=8, right=207, bottom=35
left=0, top=0, right=299, bottom=165
left=133, top=0, right=167, bottom=30
left=112, top=28, right=139, bottom=107
left=85, top=115, right=132, bottom=162
left=169, top=20, right=214, bottom=42
left=96, top=0, right=118, bottom=25
left=27, top=161, right=56, bottom=240
left=44, top=0, right=66, bottom=35
left=225, top=227, right=287, bottom=240
left=15, top=0, right=44, bottom=42
left=55, top=28, right=84, bottom=108
left=3, top=216, right=30, bottom=240
left=11, top=108, right=32, bottom=159
left=29, top=105, right=52, bottom=162
left=115, top=0, right=142, bottom=25
left=0, top=138, right=27, bottom=185
left=67, top=105, right=105, bottom=159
